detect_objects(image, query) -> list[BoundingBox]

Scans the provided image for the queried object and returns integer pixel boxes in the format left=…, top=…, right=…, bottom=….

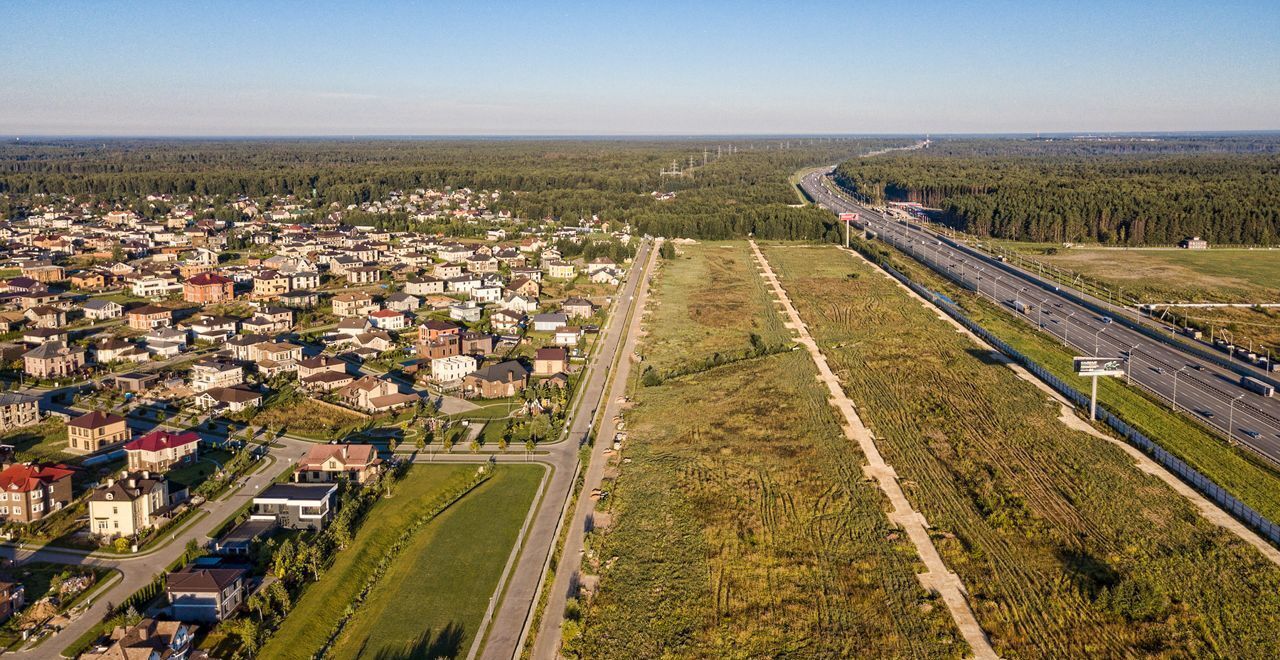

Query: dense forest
left=0, top=137, right=909, bottom=240
left=834, top=137, right=1280, bottom=245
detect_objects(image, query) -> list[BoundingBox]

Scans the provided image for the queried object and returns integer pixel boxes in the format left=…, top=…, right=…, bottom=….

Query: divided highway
left=800, top=169, right=1280, bottom=464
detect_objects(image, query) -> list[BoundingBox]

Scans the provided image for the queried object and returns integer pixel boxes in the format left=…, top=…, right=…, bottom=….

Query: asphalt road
left=800, top=170, right=1280, bottom=464
left=530, top=239, right=659, bottom=660
left=480, top=238, right=655, bottom=660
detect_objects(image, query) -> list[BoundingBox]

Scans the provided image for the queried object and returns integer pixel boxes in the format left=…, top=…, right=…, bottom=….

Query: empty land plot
left=574, top=242, right=964, bottom=659
left=762, top=243, right=1280, bottom=657
left=259, top=464, right=476, bottom=660
left=638, top=241, right=789, bottom=371
left=1027, top=246, right=1280, bottom=303
left=328, top=464, right=542, bottom=659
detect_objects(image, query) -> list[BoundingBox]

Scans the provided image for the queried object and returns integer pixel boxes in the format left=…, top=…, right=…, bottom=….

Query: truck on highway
left=1012, top=300, right=1031, bottom=314
left=1241, top=376, right=1276, bottom=397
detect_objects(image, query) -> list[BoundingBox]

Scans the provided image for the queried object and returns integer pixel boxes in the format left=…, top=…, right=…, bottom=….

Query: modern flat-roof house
left=125, top=430, right=200, bottom=473
left=166, top=567, right=246, bottom=622
left=295, top=444, right=381, bottom=484
left=251, top=482, right=338, bottom=531
left=0, top=463, right=75, bottom=524
left=190, top=359, right=244, bottom=393
left=431, top=354, right=477, bottom=384
left=0, top=392, right=39, bottom=433
left=66, top=410, right=130, bottom=454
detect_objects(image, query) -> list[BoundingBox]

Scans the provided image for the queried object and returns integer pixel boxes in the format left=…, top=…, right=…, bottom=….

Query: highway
left=800, top=169, right=1280, bottom=465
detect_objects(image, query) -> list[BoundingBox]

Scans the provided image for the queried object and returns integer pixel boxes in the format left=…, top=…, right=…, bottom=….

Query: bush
left=1099, top=577, right=1171, bottom=622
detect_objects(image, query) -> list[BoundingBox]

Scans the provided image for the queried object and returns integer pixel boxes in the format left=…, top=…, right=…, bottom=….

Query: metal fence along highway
left=871, top=256, right=1280, bottom=547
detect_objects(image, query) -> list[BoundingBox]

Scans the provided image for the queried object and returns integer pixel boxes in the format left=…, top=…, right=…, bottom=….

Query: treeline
left=1, top=137, right=910, bottom=241
left=835, top=137, right=1280, bottom=245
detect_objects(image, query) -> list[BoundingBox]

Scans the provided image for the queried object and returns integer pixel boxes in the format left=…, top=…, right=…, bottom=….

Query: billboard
left=1074, top=357, right=1125, bottom=377
left=838, top=212, right=859, bottom=224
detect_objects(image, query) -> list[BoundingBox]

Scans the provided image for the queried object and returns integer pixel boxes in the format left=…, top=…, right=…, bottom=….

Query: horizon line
left=4, top=130, right=1280, bottom=141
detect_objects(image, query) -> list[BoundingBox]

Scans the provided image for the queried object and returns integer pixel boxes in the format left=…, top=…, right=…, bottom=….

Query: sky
left=1, top=0, right=1278, bottom=136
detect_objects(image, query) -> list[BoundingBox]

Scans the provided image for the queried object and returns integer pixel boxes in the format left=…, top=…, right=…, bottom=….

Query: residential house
left=66, top=410, right=129, bottom=454
left=295, top=444, right=381, bottom=484
left=490, top=310, right=525, bottom=333
left=338, top=375, right=418, bottom=412
left=471, top=285, right=502, bottom=304
left=252, top=270, right=290, bottom=298
left=185, top=314, right=238, bottom=344
left=346, top=266, right=382, bottom=285
left=534, top=347, right=569, bottom=377
left=418, top=320, right=460, bottom=343
left=250, top=482, right=337, bottom=530
left=448, top=301, right=482, bottom=323
left=82, top=298, right=123, bottom=320
left=290, top=271, right=320, bottom=290
left=562, top=297, right=595, bottom=319
left=367, top=309, right=408, bottom=331
left=183, top=272, right=235, bottom=304
left=403, top=276, right=445, bottom=296
left=131, top=276, right=183, bottom=299
left=431, top=355, right=477, bottom=383
left=166, top=568, right=246, bottom=622
left=298, top=356, right=353, bottom=391
left=194, top=386, right=262, bottom=413
left=278, top=289, right=320, bottom=308
left=248, top=342, right=303, bottom=376
left=127, top=305, right=173, bottom=331
left=331, top=292, right=378, bottom=317
left=79, top=618, right=197, bottom=660
left=0, top=392, right=39, bottom=432
left=70, top=270, right=107, bottom=290
left=506, top=276, right=540, bottom=298
left=531, top=313, right=568, bottom=332
left=464, top=360, right=530, bottom=399
left=22, top=341, right=86, bottom=378
left=554, top=326, right=583, bottom=347
left=125, top=430, right=200, bottom=472
left=21, top=264, right=65, bottom=283
left=544, top=260, right=576, bottom=279
left=384, top=292, right=420, bottom=312
left=586, top=257, right=617, bottom=274
left=460, top=331, right=494, bottom=356
left=0, top=582, right=24, bottom=625
left=88, top=471, right=170, bottom=540
left=191, top=359, right=244, bottom=392
left=24, top=305, right=66, bottom=329
left=224, top=334, right=270, bottom=361
left=419, top=334, right=461, bottom=360
left=94, top=338, right=148, bottom=364
left=0, top=463, right=74, bottom=524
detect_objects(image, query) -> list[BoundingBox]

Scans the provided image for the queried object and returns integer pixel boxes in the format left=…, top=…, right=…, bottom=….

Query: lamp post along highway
left=1228, top=394, right=1246, bottom=442
left=1126, top=344, right=1141, bottom=385
left=1172, top=366, right=1189, bottom=411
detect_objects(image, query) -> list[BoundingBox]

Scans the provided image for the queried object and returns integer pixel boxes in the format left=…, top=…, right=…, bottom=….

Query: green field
left=259, top=464, right=478, bottom=660
left=1, top=418, right=73, bottom=464
left=762, top=243, right=1280, bottom=657
left=574, top=242, right=964, bottom=659
left=1018, top=245, right=1280, bottom=303
left=328, top=464, right=543, bottom=659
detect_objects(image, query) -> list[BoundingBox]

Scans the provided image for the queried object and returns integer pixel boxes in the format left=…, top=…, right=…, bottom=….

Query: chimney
left=106, top=478, right=114, bottom=487
left=142, top=470, right=150, bottom=480
left=127, top=478, right=137, bottom=489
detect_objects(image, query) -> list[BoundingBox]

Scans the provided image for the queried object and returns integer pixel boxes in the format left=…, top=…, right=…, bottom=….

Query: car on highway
left=1100, top=316, right=1113, bottom=324
left=1201, top=410, right=1215, bottom=419
left=1153, top=367, right=1165, bottom=374
left=1246, top=430, right=1262, bottom=439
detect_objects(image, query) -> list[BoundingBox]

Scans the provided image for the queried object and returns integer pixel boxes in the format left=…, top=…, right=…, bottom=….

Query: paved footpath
left=748, top=240, right=998, bottom=659
left=532, top=239, right=659, bottom=660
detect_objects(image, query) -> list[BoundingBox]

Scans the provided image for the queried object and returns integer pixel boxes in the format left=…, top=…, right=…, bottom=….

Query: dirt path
left=749, top=241, right=998, bottom=659
left=834, top=245, right=1280, bottom=567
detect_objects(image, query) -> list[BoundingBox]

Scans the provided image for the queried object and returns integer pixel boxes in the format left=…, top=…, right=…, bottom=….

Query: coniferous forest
left=834, top=136, right=1280, bottom=245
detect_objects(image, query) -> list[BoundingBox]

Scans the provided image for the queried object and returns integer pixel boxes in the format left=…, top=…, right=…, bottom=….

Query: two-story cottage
left=125, top=430, right=200, bottom=472
left=0, top=463, right=75, bottom=524
left=88, top=471, right=170, bottom=540
left=66, top=410, right=129, bottom=454
left=295, top=444, right=381, bottom=484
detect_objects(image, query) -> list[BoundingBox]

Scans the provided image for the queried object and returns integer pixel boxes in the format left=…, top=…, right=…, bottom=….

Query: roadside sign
left=1074, top=357, right=1125, bottom=377
left=838, top=212, right=858, bottom=224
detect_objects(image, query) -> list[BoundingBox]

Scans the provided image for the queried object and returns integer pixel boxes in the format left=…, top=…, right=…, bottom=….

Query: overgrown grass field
left=1024, top=246, right=1280, bottom=303
left=762, top=243, right=1280, bottom=657
left=574, top=242, right=964, bottom=659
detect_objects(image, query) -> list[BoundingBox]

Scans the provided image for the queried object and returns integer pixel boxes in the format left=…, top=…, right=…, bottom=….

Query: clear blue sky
left=2, top=0, right=1277, bottom=135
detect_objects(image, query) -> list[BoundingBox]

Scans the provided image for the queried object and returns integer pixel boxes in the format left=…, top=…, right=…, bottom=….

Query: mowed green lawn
left=259, top=464, right=477, bottom=660
left=328, top=464, right=544, bottom=659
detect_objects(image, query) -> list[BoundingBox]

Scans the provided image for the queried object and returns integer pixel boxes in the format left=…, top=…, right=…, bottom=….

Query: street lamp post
left=1093, top=327, right=1107, bottom=356
left=1126, top=344, right=1140, bottom=385
left=1063, top=311, right=1077, bottom=344
left=1228, top=394, right=1246, bottom=442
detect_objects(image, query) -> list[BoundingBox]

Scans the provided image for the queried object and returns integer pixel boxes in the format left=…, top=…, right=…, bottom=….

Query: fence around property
left=875, top=259, right=1280, bottom=547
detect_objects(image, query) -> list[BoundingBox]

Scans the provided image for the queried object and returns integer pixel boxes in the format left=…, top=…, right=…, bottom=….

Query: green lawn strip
left=765, top=243, right=1280, bottom=657
left=257, top=464, right=477, bottom=660
left=329, top=465, right=544, bottom=658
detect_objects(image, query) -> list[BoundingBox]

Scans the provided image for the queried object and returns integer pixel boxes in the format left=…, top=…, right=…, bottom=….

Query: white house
left=431, top=355, right=477, bottom=383
left=367, top=309, right=408, bottom=331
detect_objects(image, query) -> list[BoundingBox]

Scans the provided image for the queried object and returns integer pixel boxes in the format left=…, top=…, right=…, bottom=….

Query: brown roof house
left=534, top=347, right=569, bottom=377
left=194, top=386, right=262, bottom=413
left=165, top=567, right=246, bottom=622
left=88, top=471, right=171, bottom=540
left=295, top=444, right=381, bottom=484
left=66, top=410, right=129, bottom=454
left=80, top=618, right=199, bottom=660
left=338, top=375, right=419, bottom=413
left=126, top=305, right=173, bottom=331
left=464, top=360, right=531, bottom=399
